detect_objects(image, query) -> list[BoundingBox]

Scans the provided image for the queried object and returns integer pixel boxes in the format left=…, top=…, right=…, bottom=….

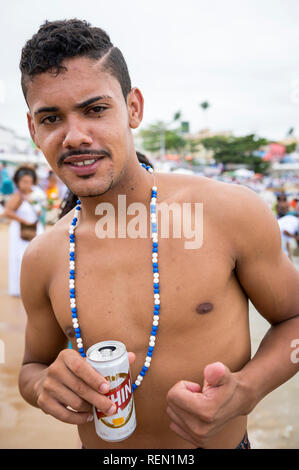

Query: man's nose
left=62, top=119, right=93, bottom=149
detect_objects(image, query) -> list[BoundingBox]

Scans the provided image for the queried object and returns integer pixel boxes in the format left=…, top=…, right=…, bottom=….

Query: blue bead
left=132, top=384, right=137, bottom=392
left=80, top=353, right=86, bottom=357
left=153, top=242, right=158, bottom=248
left=140, top=371, right=145, bottom=376
left=71, top=308, right=77, bottom=313
left=70, top=270, right=75, bottom=274
left=75, top=328, right=80, bottom=333
left=142, top=366, right=148, bottom=372
left=147, top=351, right=152, bottom=357
left=149, top=347, right=154, bottom=352
left=154, top=289, right=159, bottom=294
left=70, top=294, right=75, bottom=299
left=153, top=262, right=158, bottom=268
left=69, top=275, right=75, bottom=280
left=73, top=218, right=77, bottom=223
left=71, top=221, right=76, bottom=226
left=154, top=305, right=160, bottom=310
left=76, top=200, right=81, bottom=205
left=70, top=288, right=75, bottom=294
left=76, top=206, right=81, bottom=211
left=75, top=333, right=80, bottom=338
left=151, top=330, right=157, bottom=336
left=79, top=348, right=84, bottom=353
left=152, top=247, right=158, bottom=252
left=72, top=313, right=77, bottom=318
left=153, top=268, right=159, bottom=273
left=70, top=252, right=75, bottom=257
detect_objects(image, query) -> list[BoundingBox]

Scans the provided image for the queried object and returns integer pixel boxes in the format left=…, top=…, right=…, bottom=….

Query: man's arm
left=231, top=186, right=299, bottom=411
left=166, top=183, right=299, bottom=447
left=18, top=232, right=122, bottom=424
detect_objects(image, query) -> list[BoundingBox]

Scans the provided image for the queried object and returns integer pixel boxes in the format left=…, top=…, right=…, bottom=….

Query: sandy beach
left=0, top=221, right=298, bottom=449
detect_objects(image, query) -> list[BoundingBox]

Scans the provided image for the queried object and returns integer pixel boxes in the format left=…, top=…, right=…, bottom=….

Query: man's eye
left=41, top=115, right=57, bottom=124
left=90, top=106, right=106, bottom=113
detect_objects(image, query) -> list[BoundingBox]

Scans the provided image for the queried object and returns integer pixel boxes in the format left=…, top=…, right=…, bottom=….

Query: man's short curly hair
left=20, top=19, right=132, bottom=102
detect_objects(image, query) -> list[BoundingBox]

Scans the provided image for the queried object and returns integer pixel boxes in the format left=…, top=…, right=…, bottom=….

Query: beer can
left=86, top=340, right=136, bottom=442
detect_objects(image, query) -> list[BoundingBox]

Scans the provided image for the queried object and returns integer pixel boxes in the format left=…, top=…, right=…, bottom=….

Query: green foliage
left=199, top=134, right=270, bottom=173
left=139, top=111, right=185, bottom=154
left=285, top=142, right=296, bottom=154
left=199, top=101, right=210, bottom=111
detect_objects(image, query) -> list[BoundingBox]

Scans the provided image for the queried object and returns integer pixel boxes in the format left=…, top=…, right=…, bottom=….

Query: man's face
left=26, top=57, right=143, bottom=197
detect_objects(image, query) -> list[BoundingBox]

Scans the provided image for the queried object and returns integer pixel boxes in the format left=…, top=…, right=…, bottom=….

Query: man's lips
left=63, top=155, right=106, bottom=176
left=63, top=154, right=104, bottom=164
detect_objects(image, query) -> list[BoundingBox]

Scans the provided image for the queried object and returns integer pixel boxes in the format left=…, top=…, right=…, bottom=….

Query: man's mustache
left=57, top=149, right=111, bottom=167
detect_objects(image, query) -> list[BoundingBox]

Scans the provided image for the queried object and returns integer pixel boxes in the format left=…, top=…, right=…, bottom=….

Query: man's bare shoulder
left=161, top=172, right=259, bottom=208
left=22, top=209, right=74, bottom=276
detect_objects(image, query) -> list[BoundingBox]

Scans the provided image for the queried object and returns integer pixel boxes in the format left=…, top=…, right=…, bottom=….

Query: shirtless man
left=18, top=19, right=299, bottom=449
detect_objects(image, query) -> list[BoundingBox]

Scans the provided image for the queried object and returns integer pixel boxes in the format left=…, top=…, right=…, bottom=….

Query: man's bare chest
left=49, top=232, right=242, bottom=352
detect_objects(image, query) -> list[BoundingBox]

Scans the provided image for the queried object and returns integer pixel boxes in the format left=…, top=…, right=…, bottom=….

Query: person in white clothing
left=277, top=213, right=299, bottom=260
left=3, top=166, right=45, bottom=296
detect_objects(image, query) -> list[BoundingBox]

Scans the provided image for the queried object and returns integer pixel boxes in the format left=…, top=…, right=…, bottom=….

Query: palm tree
left=199, top=101, right=210, bottom=129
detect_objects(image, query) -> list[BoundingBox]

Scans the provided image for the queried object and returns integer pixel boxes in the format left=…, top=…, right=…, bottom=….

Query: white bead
left=148, top=168, right=154, bottom=173
left=154, top=294, right=160, bottom=299
left=72, top=318, right=78, bottom=324
left=76, top=338, right=82, bottom=344
left=135, top=380, right=141, bottom=386
left=73, top=323, right=79, bottom=328
left=146, top=357, right=152, bottom=363
left=153, top=315, right=159, bottom=321
left=137, top=375, right=143, bottom=382
left=149, top=341, right=155, bottom=347
left=69, top=228, right=74, bottom=234
left=145, top=361, right=151, bottom=368
left=150, top=336, right=156, bottom=341
left=154, top=300, right=160, bottom=305
left=152, top=186, right=157, bottom=191
left=153, top=320, right=159, bottom=326
left=70, top=261, right=75, bottom=267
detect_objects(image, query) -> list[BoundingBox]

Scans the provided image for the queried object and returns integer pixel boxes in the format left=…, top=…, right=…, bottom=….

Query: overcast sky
left=0, top=0, right=298, bottom=141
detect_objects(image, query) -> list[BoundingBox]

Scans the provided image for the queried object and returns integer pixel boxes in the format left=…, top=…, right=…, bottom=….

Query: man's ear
left=27, top=112, right=40, bottom=149
left=127, top=87, right=144, bottom=129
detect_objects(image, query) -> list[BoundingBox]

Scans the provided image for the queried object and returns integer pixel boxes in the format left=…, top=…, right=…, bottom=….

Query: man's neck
left=78, top=159, right=155, bottom=225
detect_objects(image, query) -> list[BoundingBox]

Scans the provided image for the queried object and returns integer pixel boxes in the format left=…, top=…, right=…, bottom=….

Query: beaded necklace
left=68, top=163, right=159, bottom=392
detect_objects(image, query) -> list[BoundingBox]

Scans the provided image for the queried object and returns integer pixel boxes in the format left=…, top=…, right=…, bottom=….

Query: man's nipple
left=196, top=302, right=214, bottom=314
